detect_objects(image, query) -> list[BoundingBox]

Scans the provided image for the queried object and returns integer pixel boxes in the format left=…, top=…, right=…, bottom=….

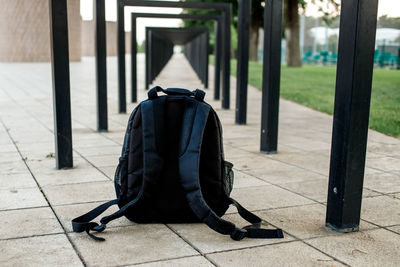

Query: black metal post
left=326, top=0, right=379, bottom=232
left=260, top=0, right=283, bottom=153
left=205, top=31, right=209, bottom=89
left=235, top=0, right=250, bottom=124
left=48, top=0, right=73, bottom=169
left=145, top=29, right=150, bottom=89
left=95, top=0, right=108, bottom=131
left=214, top=18, right=222, bottom=100
left=221, top=9, right=231, bottom=109
left=131, top=14, right=137, bottom=102
left=117, top=0, right=126, bottom=113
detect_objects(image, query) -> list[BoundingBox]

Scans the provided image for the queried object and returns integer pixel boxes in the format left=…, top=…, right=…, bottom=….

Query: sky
left=80, top=0, right=400, bottom=44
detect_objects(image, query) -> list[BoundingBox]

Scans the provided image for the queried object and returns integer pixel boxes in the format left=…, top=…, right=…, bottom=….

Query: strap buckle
left=92, top=223, right=106, bottom=232
left=230, top=228, right=247, bottom=241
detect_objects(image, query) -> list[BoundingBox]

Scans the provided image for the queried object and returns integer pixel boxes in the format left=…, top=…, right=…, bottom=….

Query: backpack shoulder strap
left=179, top=101, right=284, bottom=241
left=94, top=97, right=167, bottom=229
left=71, top=98, right=167, bottom=241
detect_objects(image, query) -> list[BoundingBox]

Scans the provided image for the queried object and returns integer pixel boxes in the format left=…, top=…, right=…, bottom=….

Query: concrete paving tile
left=98, top=166, right=117, bottom=179
left=267, top=150, right=331, bottom=176
left=230, top=185, right=314, bottom=211
left=76, top=145, right=121, bottom=157
left=0, top=207, right=63, bottom=239
left=16, top=142, right=55, bottom=152
left=387, top=225, right=400, bottom=234
left=0, top=172, right=37, bottom=189
left=69, top=224, right=198, bottom=266
left=43, top=181, right=116, bottom=206
left=53, top=201, right=132, bottom=232
left=232, top=169, right=270, bottom=189
left=239, top=143, right=305, bottom=154
left=282, top=138, right=331, bottom=152
left=279, top=179, right=329, bottom=202
left=232, top=156, right=297, bottom=173
left=134, top=256, right=214, bottom=267
left=0, top=151, right=21, bottom=163
left=85, top=154, right=119, bottom=167
left=281, top=179, right=380, bottom=203
left=26, top=156, right=91, bottom=173
left=169, top=213, right=293, bottom=254
left=257, top=204, right=377, bottom=239
left=0, top=136, right=13, bottom=146
left=0, top=234, right=82, bottom=266
left=366, top=156, right=400, bottom=171
left=364, top=171, right=400, bottom=193
left=0, top=187, right=47, bottom=210
left=0, top=159, right=27, bottom=174
left=73, top=136, right=119, bottom=148
left=246, top=167, right=326, bottom=185
left=207, top=241, right=344, bottom=267
left=0, top=144, right=17, bottom=153
left=19, top=150, right=80, bottom=161
left=361, top=195, right=400, bottom=226
left=33, top=165, right=109, bottom=186
left=307, top=229, right=400, bottom=266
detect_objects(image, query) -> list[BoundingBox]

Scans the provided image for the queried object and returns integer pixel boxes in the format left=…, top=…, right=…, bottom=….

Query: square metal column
left=117, top=0, right=126, bottom=113
left=48, top=0, right=73, bottom=169
left=326, top=0, right=379, bottom=232
left=235, top=0, right=250, bottom=124
left=260, top=0, right=283, bottom=153
left=95, top=0, right=108, bottom=131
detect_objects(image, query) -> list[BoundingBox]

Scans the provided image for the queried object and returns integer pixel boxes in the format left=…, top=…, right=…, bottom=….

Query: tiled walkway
left=0, top=54, right=399, bottom=266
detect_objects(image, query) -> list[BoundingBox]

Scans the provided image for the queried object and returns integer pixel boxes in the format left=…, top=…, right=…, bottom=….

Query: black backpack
left=72, top=86, right=283, bottom=241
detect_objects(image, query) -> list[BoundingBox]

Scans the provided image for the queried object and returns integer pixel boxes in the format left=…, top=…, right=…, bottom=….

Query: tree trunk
left=249, top=22, right=259, bottom=61
left=285, top=0, right=302, bottom=66
left=249, top=0, right=262, bottom=61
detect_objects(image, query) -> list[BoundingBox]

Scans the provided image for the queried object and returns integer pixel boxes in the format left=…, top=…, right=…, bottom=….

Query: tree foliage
left=377, top=15, right=400, bottom=29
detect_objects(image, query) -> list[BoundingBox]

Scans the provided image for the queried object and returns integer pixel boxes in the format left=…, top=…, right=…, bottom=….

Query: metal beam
left=260, top=0, right=283, bottom=153
left=214, top=20, right=222, bottom=100
left=95, top=0, right=108, bottom=131
left=235, top=0, right=250, bottom=124
left=48, top=0, right=73, bottom=169
left=119, top=0, right=231, bottom=109
left=117, top=0, right=126, bottom=113
left=221, top=8, right=231, bottom=109
left=326, top=0, right=379, bottom=232
left=130, top=14, right=137, bottom=102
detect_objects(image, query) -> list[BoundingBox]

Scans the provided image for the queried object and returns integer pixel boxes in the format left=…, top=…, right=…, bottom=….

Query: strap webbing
left=178, top=101, right=284, bottom=241
left=71, top=98, right=168, bottom=241
left=71, top=199, right=118, bottom=241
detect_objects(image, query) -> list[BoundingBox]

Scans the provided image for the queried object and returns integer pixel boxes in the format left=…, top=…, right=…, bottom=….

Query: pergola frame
left=117, top=0, right=232, bottom=113
left=130, top=12, right=222, bottom=103
left=49, top=0, right=380, bottom=232
left=145, top=27, right=209, bottom=90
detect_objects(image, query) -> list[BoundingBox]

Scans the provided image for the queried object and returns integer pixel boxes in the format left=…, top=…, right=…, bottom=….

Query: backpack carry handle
left=148, top=86, right=205, bottom=101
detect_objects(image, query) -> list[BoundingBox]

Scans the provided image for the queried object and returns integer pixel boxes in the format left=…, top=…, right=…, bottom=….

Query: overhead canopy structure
left=117, top=0, right=232, bottom=113
left=145, top=27, right=209, bottom=89
left=130, top=13, right=222, bottom=103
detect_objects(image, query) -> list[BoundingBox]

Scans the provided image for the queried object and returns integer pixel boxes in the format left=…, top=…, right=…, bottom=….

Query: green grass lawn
left=210, top=56, right=400, bottom=137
